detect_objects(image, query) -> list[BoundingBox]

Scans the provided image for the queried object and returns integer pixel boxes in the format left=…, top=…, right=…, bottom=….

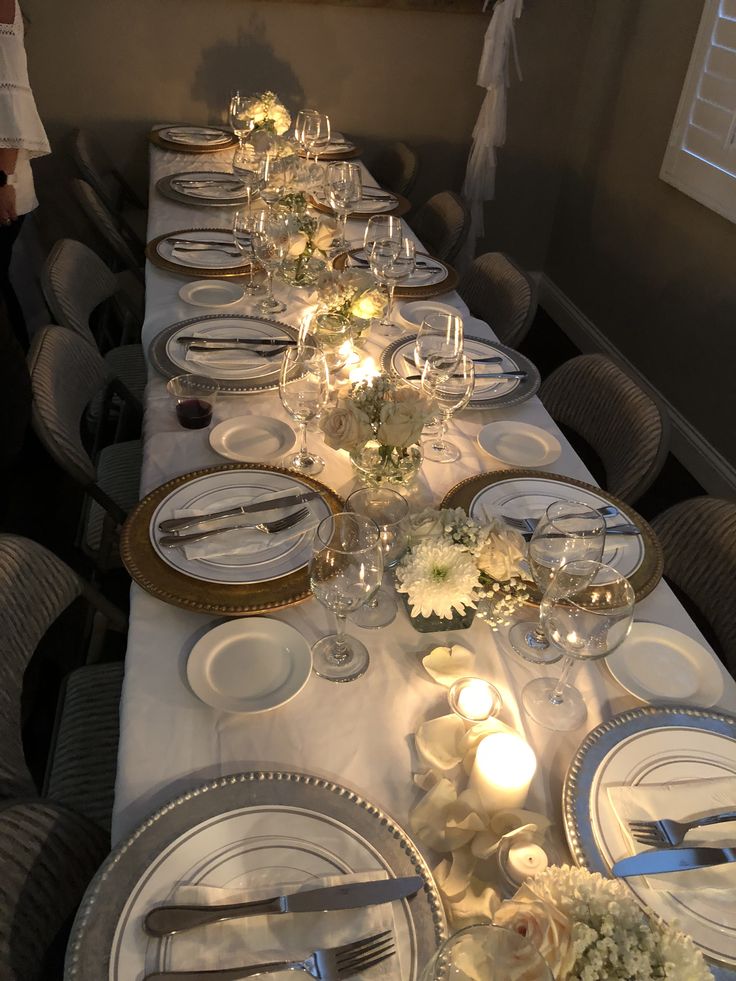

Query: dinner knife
left=405, top=370, right=527, bottom=381
left=612, top=846, right=736, bottom=878
left=166, top=237, right=245, bottom=247
left=144, top=874, right=424, bottom=936
left=158, top=490, right=321, bottom=533
left=176, top=335, right=296, bottom=347
left=525, top=523, right=641, bottom=540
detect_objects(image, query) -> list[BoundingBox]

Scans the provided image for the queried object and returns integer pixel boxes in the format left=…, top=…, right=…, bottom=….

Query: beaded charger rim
left=332, top=249, right=460, bottom=299
left=149, top=126, right=237, bottom=154
left=120, top=463, right=343, bottom=615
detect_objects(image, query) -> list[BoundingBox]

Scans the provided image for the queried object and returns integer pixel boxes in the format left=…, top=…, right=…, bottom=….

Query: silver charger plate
left=65, top=771, right=446, bottom=980
left=156, top=170, right=250, bottom=208
left=147, top=314, right=299, bottom=393
left=381, top=334, right=541, bottom=410
left=563, top=705, right=736, bottom=976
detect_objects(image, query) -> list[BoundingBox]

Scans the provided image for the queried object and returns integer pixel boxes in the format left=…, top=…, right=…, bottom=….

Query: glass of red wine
left=166, top=374, right=220, bottom=430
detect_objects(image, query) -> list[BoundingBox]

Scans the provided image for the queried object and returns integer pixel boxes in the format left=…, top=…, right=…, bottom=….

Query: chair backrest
left=458, top=252, right=537, bottom=348
left=410, top=191, right=470, bottom=263
left=70, top=128, right=122, bottom=214
left=41, top=239, right=118, bottom=348
left=652, top=497, right=736, bottom=675
left=539, top=353, right=670, bottom=503
left=0, top=536, right=83, bottom=799
left=0, top=798, right=108, bottom=980
left=71, top=178, right=142, bottom=274
left=371, top=141, right=420, bottom=198
left=28, top=326, right=109, bottom=488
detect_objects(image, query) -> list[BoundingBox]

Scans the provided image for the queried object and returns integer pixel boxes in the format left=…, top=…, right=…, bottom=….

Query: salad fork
left=144, top=928, right=395, bottom=979
left=628, top=811, right=736, bottom=847
left=159, top=507, right=309, bottom=549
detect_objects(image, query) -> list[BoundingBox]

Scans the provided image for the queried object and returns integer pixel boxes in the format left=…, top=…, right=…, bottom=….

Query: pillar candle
left=469, top=732, right=537, bottom=813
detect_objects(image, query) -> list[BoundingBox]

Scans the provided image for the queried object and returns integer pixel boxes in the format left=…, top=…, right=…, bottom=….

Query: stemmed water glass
left=414, top=312, right=464, bottom=374
left=233, top=209, right=264, bottom=296
left=420, top=353, right=475, bottom=463
left=258, top=154, right=288, bottom=208
left=232, top=144, right=264, bottom=214
left=303, top=111, right=331, bottom=163
left=370, top=237, right=415, bottom=337
left=278, top=342, right=330, bottom=476
left=508, top=501, right=606, bottom=663
left=521, top=560, right=635, bottom=730
left=250, top=211, right=289, bottom=315
left=229, top=93, right=255, bottom=146
left=363, top=214, right=402, bottom=258
left=326, top=162, right=362, bottom=250
left=309, top=513, right=384, bottom=682
left=345, top=487, right=410, bottom=628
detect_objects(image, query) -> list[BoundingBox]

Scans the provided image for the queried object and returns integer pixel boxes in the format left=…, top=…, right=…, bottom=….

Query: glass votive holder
left=166, top=374, right=220, bottom=430
left=312, top=312, right=352, bottom=373
left=448, top=677, right=502, bottom=724
left=495, top=833, right=550, bottom=895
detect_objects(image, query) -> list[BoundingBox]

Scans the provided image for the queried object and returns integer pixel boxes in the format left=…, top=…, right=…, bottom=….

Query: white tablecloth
left=112, top=140, right=736, bottom=848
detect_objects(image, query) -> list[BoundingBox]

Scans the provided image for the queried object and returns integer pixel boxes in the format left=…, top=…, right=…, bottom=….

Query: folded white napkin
left=160, top=871, right=400, bottom=977
left=165, top=127, right=229, bottom=145
left=184, top=347, right=266, bottom=371
left=171, top=246, right=240, bottom=268
left=175, top=183, right=246, bottom=201
left=608, top=777, right=736, bottom=893
left=174, top=497, right=317, bottom=561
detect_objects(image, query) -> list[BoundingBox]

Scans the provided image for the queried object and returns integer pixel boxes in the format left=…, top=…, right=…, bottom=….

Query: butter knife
left=405, top=370, right=527, bottom=381
left=144, top=874, right=423, bottom=936
left=158, top=490, right=320, bottom=533
left=176, top=336, right=295, bottom=347
left=612, top=846, right=736, bottom=877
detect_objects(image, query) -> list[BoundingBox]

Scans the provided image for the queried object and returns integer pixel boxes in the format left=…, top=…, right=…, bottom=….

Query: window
left=661, top=0, right=736, bottom=222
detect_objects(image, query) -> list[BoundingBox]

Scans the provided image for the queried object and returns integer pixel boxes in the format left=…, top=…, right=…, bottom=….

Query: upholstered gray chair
left=0, top=799, right=108, bottom=981
left=42, top=239, right=146, bottom=402
left=370, top=141, right=420, bottom=198
left=652, top=497, right=736, bottom=675
left=28, top=326, right=142, bottom=564
left=458, top=252, right=537, bottom=348
left=0, top=533, right=126, bottom=829
left=71, top=127, right=147, bottom=247
left=410, top=191, right=469, bottom=263
left=539, top=354, right=670, bottom=504
left=71, top=178, right=144, bottom=278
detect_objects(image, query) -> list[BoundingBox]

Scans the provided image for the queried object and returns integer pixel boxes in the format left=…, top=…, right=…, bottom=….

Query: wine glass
left=309, top=513, right=384, bottom=682
left=371, top=237, right=415, bottom=337
left=521, top=560, right=635, bottom=730
left=232, top=143, right=264, bottom=214
left=345, top=487, right=409, bottom=628
left=251, top=210, right=289, bottom=315
left=508, top=501, right=606, bottom=663
left=259, top=154, right=288, bottom=207
left=421, top=353, right=475, bottom=463
left=233, top=209, right=264, bottom=296
left=414, top=312, right=463, bottom=374
left=278, top=342, right=330, bottom=476
left=363, top=214, right=402, bottom=259
left=326, top=162, right=362, bottom=250
left=303, top=110, right=331, bottom=163
left=229, top=93, right=255, bottom=146
left=419, top=924, right=553, bottom=981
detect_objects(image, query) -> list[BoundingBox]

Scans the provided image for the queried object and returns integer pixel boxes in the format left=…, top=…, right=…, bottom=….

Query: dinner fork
left=159, top=507, right=309, bottom=549
left=144, top=928, right=395, bottom=979
left=187, top=344, right=287, bottom=358
left=628, top=810, right=736, bottom=847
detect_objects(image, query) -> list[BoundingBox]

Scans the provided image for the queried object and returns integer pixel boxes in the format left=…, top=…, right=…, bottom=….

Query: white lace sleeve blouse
left=0, top=2, right=50, bottom=215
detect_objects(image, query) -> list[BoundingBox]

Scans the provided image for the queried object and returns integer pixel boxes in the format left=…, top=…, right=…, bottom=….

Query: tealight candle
left=348, top=355, right=380, bottom=385
left=448, top=677, right=502, bottom=723
left=469, top=732, right=537, bottom=813
left=505, top=842, right=548, bottom=884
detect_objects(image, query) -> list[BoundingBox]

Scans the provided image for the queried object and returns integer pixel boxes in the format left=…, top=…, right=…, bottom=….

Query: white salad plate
left=186, top=617, right=312, bottom=713
left=398, top=300, right=459, bottom=329
left=477, top=421, right=562, bottom=468
left=606, top=623, right=724, bottom=707
left=209, top=416, right=296, bottom=463
left=178, top=280, right=245, bottom=308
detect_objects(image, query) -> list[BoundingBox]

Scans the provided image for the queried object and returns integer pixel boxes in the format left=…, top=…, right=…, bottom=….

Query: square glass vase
left=400, top=592, right=476, bottom=632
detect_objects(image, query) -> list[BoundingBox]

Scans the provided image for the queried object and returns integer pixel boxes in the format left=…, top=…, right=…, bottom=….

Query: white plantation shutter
left=661, top=0, right=736, bottom=221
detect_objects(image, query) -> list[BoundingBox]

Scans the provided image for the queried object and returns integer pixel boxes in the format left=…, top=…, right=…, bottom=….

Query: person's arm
left=0, top=148, right=18, bottom=222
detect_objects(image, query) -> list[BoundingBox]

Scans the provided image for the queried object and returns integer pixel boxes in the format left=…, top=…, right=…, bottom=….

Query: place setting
left=147, top=313, right=299, bottom=394
left=309, top=161, right=410, bottom=219
left=149, top=124, right=237, bottom=153
left=146, top=226, right=253, bottom=278
left=156, top=170, right=251, bottom=207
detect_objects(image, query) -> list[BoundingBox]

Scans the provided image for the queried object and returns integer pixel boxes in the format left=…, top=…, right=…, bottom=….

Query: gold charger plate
left=298, top=144, right=362, bottom=161
left=309, top=190, right=411, bottom=220
left=149, top=127, right=237, bottom=154
left=440, top=469, right=663, bottom=603
left=121, top=464, right=343, bottom=615
left=146, top=227, right=252, bottom=280
left=332, top=249, right=459, bottom=299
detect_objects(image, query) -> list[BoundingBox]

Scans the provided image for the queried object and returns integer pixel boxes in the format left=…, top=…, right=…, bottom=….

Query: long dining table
left=113, top=134, right=736, bottom=875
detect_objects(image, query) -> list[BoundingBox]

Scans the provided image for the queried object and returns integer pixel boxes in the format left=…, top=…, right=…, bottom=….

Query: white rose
left=287, top=231, right=309, bottom=258
left=408, top=508, right=445, bottom=545
left=319, top=400, right=372, bottom=451
left=475, top=521, right=527, bottom=581
left=494, top=898, right=575, bottom=980
left=376, top=400, right=425, bottom=448
left=312, top=220, right=336, bottom=252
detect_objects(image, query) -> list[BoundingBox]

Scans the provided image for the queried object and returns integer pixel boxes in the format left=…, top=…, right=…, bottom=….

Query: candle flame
left=348, top=355, right=380, bottom=385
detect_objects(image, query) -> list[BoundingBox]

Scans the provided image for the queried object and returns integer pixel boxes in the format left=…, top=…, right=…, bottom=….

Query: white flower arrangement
left=320, top=375, right=430, bottom=455
left=396, top=507, right=529, bottom=623
left=495, top=865, right=712, bottom=981
left=244, top=91, right=291, bottom=135
left=316, top=267, right=387, bottom=332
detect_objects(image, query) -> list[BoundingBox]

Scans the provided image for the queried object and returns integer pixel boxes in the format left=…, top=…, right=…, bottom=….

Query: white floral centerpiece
left=316, top=268, right=387, bottom=339
left=395, top=507, right=529, bottom=630
left=277, top=192, right=337, bottom=286
left=320, top=375, right=429, bottom=487
left=244, top=91, right=291, bottom=135
left=494, top=865, right=712, bottom=980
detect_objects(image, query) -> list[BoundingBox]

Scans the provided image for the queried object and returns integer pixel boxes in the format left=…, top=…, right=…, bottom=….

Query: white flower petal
left=422, top=644, right=476, bottom=687
left=415, top=714, right=466, bottom=772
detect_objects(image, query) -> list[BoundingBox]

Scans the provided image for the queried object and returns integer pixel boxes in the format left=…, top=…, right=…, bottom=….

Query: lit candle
left=469, top=732, right=537, bottom=813
left=449, top=678, right=501, bottom=723
left=348, top=355, right=380, bottom=385
left=505, top=842, right=548, bottom=885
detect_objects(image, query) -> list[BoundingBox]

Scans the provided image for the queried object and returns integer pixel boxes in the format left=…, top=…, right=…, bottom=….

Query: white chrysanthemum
left=396, top=539, right=479, bottom=619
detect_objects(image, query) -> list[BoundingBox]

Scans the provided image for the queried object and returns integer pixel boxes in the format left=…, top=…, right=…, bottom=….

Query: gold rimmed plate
left=146, top=227, right=252, bottom=279
left=333, top=249, right=459, bottom=300
left=121, top=464, right=343, bottom=615
left=309, top=189, right=411, bottom=219
left=440, top=469, right=663, bottom=603
left=149, top=125, right=237, bottom=154
left=156, top=171, right=250, bottom=208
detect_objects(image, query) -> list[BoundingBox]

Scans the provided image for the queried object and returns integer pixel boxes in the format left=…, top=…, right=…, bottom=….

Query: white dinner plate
left=186, top=618, right=312, bottom=713
left=161, top=126, right=231, bottom=146
left=164, top=316, right=288, bottom=380
left=477, top=421, right=562, bottom=468
left=468, top=476, right=645, bottom=579
left=398, top=300, right=459, bottom=329
left=606, top=623, right=724, bottom=707
left=387, top=335, right=522, bottom=400
left=312, top=190, right=398, bottom=215
left=156, top=229, right=247, bottom=271
left=166, top=170, right=248, bottom=201
left=149, top=469, right=331, bottom=585
left=346, top=249, right=448, bottom=289
left=209, top=416, right=296, bottom=463
left=178, top=280, right=245, bottom=308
